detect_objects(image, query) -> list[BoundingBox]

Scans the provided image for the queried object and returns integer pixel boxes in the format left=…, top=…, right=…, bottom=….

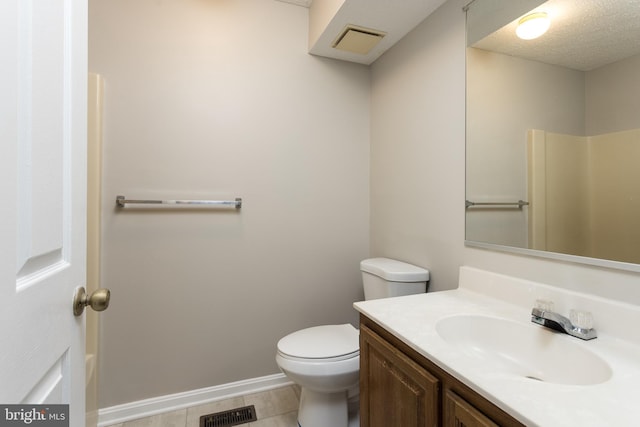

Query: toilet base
left=297, top=388, right=348, bottom=427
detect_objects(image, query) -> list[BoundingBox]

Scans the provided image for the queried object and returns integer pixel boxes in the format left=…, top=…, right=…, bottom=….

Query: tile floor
left=105, top=385, right=300, bottom=427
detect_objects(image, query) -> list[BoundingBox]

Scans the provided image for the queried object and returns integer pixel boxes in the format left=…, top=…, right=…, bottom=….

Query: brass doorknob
left=73, top=287, right=111, bottom=316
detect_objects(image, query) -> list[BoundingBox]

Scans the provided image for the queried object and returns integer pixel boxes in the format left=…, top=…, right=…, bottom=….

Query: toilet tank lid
left=360, top=258, right=429, bottom=282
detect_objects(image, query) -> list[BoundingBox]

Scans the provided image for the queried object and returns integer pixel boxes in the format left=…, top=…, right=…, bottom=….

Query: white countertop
left=353, top=266, right=640, bottom=427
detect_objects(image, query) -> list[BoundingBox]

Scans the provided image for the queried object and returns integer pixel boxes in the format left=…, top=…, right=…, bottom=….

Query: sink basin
left=436, top=314, right=612, bottom=385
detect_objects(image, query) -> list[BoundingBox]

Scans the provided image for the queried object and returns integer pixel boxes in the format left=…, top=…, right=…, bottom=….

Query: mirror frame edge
left=465, top=240, right=640, bottom=273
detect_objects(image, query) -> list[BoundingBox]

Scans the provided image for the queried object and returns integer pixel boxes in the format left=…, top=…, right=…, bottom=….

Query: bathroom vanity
left=360, top=315, right=521, bottom=426
left=354, top=267, right=640, bottom=426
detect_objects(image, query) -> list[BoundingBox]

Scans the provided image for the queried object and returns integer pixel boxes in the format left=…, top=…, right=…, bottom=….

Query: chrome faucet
left=531, top=304, right=597, bottom=340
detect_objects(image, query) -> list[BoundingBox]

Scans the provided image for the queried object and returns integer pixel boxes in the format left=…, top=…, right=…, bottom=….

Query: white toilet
left=276, top=258, right=429, bottom=427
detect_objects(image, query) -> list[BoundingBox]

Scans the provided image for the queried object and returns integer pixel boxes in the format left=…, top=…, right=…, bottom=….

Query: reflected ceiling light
left=516, top=12, right=550, bottom=40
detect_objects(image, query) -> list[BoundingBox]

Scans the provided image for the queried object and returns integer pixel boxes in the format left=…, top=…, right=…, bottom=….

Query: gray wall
left=90, top=0, right=370, bottom=408
left=92, top=0, right=640, bottom=410
left=586, top=53, right=640, bottom=135
left=370, top=0, right=466, bottom=291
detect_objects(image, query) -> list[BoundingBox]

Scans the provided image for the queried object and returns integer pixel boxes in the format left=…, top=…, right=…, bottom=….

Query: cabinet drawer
left=444, top=389, right=499, bottom=427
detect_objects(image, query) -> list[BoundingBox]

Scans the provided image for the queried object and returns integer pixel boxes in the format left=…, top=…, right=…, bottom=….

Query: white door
left=0, top=0, right=88, bottom=425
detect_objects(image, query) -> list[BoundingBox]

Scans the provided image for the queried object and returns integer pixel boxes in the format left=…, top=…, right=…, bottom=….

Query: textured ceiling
left=471, top=0, right=640, bottom=71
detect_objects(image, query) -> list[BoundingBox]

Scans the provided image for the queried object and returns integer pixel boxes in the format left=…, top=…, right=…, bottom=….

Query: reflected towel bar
left=465, top=200, right=529, bottom=209
left=116, top=195, right=242, bottom=209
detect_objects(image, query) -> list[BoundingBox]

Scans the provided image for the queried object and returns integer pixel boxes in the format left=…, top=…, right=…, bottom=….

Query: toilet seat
left=277, top=324, right=359, bottom=362
left=277, top=350, right=359, bottom=363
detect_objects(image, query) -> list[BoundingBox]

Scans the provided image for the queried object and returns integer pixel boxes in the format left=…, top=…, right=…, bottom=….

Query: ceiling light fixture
left=516, top=12, right=550, bottom=40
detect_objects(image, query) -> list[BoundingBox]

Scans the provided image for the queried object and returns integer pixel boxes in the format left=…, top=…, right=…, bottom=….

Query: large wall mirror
left=465, top=0, right=640, bottom=271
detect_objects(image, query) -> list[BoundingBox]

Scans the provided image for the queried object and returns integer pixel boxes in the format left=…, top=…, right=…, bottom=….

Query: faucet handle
left=570, top=310, right=594, bottom=330
left=534, top=299, right=555, bottom=312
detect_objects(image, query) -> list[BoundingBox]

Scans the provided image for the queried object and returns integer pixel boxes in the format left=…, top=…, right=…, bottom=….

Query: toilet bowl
left=276, top=324, right=359, bottom=427
left=275, top=258, right=429, bottom=427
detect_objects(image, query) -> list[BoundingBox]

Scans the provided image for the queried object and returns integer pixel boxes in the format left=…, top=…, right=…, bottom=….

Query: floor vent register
left=199, top=405, right=258, bottom=427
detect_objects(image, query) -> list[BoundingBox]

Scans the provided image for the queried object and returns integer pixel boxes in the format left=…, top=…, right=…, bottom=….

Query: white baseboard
left=97, top=373, right=292, bottom=426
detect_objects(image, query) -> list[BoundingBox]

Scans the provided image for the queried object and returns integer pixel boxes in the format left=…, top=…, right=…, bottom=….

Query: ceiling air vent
left=332, top=25, right=386, bottom=55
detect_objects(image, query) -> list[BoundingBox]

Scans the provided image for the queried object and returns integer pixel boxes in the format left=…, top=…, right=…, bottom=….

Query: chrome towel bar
left=465, top=200, right=529, bottom=209
left=116, top=195, right=242, bottom=209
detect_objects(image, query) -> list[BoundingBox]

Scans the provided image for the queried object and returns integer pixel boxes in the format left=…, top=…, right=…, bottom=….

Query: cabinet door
left=360, top=325, right=439, bottom=427
left=444, top=390, right=499, bottom=427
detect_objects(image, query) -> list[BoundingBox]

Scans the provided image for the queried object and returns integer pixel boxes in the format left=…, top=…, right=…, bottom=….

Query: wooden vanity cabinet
left=360, top=321, right=439, bottom=427
left=360, top=315, right=524, bottom=427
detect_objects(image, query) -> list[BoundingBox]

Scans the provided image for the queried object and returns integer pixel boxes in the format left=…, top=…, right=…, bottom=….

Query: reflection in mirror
left=465, top=0, right=640, bottom=269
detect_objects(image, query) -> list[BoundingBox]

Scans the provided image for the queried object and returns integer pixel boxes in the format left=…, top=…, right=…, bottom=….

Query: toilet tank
left=360, top=258, right=430, bottom=300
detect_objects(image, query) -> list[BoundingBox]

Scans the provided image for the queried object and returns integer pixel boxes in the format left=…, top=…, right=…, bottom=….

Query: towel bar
left=465, top=200, right=529, bottom=209
left=116, top=195, right=242, bottom=209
